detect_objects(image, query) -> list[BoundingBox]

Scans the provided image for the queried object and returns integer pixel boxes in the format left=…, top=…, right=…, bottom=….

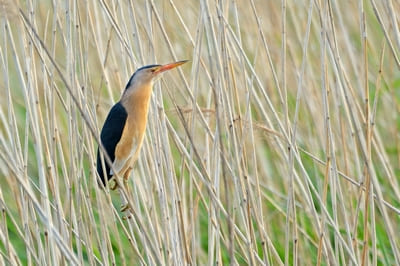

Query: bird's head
left=124, top=60, right=187, bottom=93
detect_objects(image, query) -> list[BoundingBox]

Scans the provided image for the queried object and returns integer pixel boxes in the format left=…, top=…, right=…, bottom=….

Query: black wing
left=96, top=102, right=128, bottom=186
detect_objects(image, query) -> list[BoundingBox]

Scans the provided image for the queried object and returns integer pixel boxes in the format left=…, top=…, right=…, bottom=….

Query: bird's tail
left=96, top=148, right=109, bottom=188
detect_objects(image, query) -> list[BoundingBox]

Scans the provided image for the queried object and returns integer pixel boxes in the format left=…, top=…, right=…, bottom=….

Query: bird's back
left=96, top=102, right=128, bottom=186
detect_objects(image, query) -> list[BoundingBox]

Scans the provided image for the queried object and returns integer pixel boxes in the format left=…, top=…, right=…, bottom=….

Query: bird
left=96, top=60, right=187, bottom=212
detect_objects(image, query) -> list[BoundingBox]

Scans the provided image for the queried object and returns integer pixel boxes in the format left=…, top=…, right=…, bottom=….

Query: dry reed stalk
left=0, top=0, right=399, bottom=265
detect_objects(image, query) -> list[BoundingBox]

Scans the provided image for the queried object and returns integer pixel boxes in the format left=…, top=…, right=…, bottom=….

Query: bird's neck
left=121, top=84, right=153, bottom=120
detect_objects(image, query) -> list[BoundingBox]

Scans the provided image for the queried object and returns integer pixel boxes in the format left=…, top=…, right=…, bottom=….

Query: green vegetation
left=0, top=0, right=399, bottom=264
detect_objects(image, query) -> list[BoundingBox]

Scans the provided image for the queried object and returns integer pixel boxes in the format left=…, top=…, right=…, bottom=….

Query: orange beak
left=155, top=60, right=188, bottom=74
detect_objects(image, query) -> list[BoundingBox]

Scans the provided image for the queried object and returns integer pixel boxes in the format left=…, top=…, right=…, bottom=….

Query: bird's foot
left=119, top=184, right=131, bottom=213
left=120, top=201, right=133, bottom=220
left=108, top=177, right=118, bottom=190
left=120, top=203, right=130, bottom=212
left=122, top=212, right=132, bottom=220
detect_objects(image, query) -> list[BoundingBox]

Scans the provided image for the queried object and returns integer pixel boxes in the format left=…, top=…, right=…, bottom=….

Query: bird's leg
left=116, top=178, right=133, bottom=220
left=120, top=168, right=133, bottom=213
left=118, top=184, right=130, bottom=213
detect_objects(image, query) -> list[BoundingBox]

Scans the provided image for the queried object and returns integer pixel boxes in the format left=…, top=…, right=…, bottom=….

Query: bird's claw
left=109, top=177, right=118, bottom=190
left=120, top=203, right=130, bottom=212
left=122, top=213, right=132, bottom=220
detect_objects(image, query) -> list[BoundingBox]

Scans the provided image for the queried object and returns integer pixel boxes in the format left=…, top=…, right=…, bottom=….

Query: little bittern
left=97, top=60, right=187, bottom=211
